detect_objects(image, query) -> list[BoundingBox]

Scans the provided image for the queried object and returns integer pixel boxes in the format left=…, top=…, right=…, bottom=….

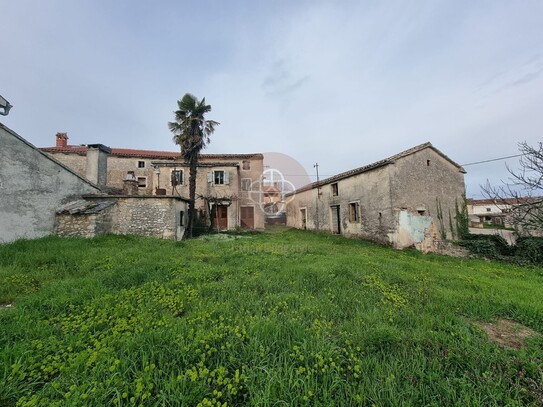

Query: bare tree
left=482, top=141, right=543, bottom=235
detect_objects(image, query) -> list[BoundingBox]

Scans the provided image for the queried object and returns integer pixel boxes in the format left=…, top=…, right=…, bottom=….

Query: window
left=349, top=202, right=359, bottom=222
left=171, top=170, right=184, bottom=186
left=179, top=211, right=184, bottom=226
left=242, top=160, right=251, bottom=170
left=241, top=178, right=252, bottom=191
left=331, top=183, right=339, bottom=196
left=138, top=161, right=145, bottom=168
left=137, top=177, right=147, bottom=188
left=486, top=207, right=491, bottom=212
left=214, top=170, right=225, bottom=185
left=426, top=160, right=430, bottom=167
left=207, top=170, right=230, bottom=185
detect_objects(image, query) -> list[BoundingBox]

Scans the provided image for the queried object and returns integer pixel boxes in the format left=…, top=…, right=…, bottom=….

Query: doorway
left=213, top=205, right=228, bottom=230
left=240, top=206, right=254, bottom=229
left=331, top=205, right=340, bottom=234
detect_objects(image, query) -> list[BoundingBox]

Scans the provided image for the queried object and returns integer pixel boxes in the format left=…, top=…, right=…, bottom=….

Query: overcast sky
left=2, top=1, right=542, bottom=197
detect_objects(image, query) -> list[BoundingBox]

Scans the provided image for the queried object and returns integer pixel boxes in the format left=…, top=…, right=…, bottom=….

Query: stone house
left=1, top=124, right=189, bottom=242
left=286, top=143, right=466, bottom=252
left=0, top=123, right=100, bottom=243
left=41, top=133, right=265, bottom=230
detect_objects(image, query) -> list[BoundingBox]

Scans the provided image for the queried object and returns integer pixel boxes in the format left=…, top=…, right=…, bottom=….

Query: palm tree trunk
left=186, top=157, right=198, bottom=239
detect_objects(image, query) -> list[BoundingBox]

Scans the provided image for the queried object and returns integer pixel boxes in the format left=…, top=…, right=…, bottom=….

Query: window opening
left=349, top=202, right=359, bottom=222
left=171, top=170, right=183, bottom=186
left=241, top=178, right=252, bottom=191
left=214, top=170, right=225, bottom=185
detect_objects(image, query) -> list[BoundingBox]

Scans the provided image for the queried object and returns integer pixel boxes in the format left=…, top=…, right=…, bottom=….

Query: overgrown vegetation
left=458, top=234, right=543, bottom=264
left=1, top=230, right=542, bottom=406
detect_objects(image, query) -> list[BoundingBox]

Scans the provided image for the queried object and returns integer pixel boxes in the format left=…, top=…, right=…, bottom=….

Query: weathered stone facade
left=0, top=124, right=100, bottom=243
left=56, top=196, right=188, bottom=240
left=41, top=135, right=265, bottom=230
left=286, top=143, right=466, bottom=251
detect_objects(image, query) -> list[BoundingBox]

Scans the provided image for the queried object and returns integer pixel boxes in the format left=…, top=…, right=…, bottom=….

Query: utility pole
left=314, top=163, right=321, bottom=195
left=314, top=163, right=320, bottom=229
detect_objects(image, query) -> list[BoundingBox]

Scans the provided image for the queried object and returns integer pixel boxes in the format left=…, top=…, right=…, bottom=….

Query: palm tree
left=168, top=94, right=219, bottom=238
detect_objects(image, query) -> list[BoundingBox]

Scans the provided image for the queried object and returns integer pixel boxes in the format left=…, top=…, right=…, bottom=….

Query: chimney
left=123, top=172, right=139, bottom=195
left=56, top=132, right=68, bottom=147
left=86, top=144, right=111, bottom=186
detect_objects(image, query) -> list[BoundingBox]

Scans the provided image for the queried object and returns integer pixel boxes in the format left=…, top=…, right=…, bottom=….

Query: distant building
left=466, top=198, right=510, bottom=228
left=286, top=143, right=466, bottom=252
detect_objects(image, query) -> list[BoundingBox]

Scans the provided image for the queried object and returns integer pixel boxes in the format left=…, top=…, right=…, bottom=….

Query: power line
left=269, top=153, right=524, bottom=176
left=461, top=154, right=523, bottom=167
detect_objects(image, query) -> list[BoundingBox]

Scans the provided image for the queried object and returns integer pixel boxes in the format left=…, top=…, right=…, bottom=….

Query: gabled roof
left=41, top=145, right=263, bottom=160
left=292, top=142, right=465, bottom=195
left=0, top=123, right=100, bottom=191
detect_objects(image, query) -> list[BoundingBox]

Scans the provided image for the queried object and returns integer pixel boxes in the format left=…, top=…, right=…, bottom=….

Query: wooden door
left=240, top=206, right=254, bottom=229
left=331, top=205, right=340, bottom=234
left=213, top=205, right=228, bottom=230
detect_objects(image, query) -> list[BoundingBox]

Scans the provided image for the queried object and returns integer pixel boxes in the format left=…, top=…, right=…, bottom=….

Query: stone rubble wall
left=54, top=197, right=186, bottom=240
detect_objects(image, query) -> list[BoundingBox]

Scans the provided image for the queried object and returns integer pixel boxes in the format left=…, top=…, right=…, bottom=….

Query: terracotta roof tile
left=41, top=145, right=263, bottom=160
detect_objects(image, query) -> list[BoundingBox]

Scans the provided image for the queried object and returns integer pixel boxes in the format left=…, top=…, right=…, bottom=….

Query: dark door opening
left=240, top=206, right=254, bottom=229
left=331, top=205, right=340, bottom=234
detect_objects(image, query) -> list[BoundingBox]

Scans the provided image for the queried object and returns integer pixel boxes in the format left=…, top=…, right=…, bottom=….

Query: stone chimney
left=56, top=132, right=68, bottom=147
left=86, top=144, right=111, bottom=186
left=123, top=172, right=139, bottom=195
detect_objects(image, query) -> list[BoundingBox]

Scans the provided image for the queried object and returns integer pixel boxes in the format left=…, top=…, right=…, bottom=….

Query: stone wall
left=0, top=124, right=100, bottom=243
left=388, top=148, right=466, bottom=243
left=286, top=165, right=396, bottom=245
left=66, top=196, right=188, bottom=240
left=109, top=197, right=183, bottom=239
left=286, top=145, right=466, bottom=252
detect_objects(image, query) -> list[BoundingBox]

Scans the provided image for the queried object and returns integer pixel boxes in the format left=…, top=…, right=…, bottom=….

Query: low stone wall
left=55, top=196, right=187, bottom=240
left=111, top=197, right=180, bottom=240
left=56, top=213, right=99, bottom=238
left=433, top=240, right=470, bottom=258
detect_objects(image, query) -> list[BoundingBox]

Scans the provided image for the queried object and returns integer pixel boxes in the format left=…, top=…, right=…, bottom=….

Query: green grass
left=1, top=230, right=542, bottom=406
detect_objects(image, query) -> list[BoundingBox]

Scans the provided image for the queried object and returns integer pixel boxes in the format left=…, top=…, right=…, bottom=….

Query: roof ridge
left=40, top=145, right=263, bottom=159
left=291, top=142, right=462, bottom=195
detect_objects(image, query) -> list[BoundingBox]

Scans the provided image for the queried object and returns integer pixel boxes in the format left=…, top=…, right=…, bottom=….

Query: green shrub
left=515, top=237, right=543, bottom=264
left=459, top=234, right=512, bottom=258
left=458, top=239, right=500, bottom=259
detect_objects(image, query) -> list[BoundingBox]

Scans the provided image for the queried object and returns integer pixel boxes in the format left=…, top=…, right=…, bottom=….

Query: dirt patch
left=474, top=319, right=540, bottom=349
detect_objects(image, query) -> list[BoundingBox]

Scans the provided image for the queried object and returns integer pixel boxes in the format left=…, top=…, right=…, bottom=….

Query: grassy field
left=1, top=229, right=542, bottom=406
